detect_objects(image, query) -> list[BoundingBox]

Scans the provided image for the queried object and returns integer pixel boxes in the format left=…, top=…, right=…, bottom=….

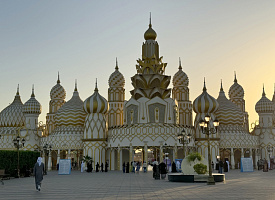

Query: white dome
left=255, top=88, right=274, bottom=113
left=229, top=74, right=244, bottom=99
left=108, top=60, right=125, bottom=88
left=83, top=82, right=108, bottom=114
left=23, top=87, right=42, bottom=114
left=172, top=59, right=189, bottom=87
left=50, top=74, right=66, bottom=100
left=0, top=88, right=24, bottom=127
left=55, top=86, right=86, bottom=126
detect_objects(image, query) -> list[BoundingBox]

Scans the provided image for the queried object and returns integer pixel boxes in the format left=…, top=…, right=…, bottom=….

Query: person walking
left=219, top=160, right=224, bottom=174
left=101, top=163, right=104, bottom=172
left=33, top=157, right=44, bottom=191
left=105, top=162, right=108, bottom=172
left=123, top=162, right=126, bottom=173
left=96, top=162, right=99, bottom=172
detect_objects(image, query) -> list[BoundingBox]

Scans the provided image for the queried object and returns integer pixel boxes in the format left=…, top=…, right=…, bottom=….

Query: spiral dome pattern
left=172, top=59, right=189, bottom=87
left=0, top=89, right=24, bottom=127
left=193, top=81, right=219, bottom=114
left=23, top=88, right=42, bottom=114
left=255, top=88, right=274, bottom=113
left=229, top=74, right=244, bottom=99
left=50, top=74, right=66, bottom=100
left=108, top=61, right=125, bottom=88
left=55, top=87, right=86, bottom=126
left=84, top=83, right=108, bottom=114
left=216, top=84, right=243, bottom=125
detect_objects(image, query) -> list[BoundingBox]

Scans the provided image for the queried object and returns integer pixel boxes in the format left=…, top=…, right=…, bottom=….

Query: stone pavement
left=0, top=169, right=274, bottom=200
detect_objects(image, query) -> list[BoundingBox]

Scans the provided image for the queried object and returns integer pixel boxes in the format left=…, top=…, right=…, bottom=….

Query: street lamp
left=177, top=128, right=191, bottom=159
left=43, top=144, right=52, bottom=175
left=199, top=114, right=219, bottom=185
left=267, top=145, right=274, bottom=170
left=13, top=135, right=25, bottom=178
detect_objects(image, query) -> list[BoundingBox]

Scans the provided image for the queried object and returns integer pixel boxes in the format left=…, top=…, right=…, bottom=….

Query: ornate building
left=0, top=17, right=274, bottom=171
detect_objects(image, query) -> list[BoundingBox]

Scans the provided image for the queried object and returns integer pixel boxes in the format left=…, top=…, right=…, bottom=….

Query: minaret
left=46, top=72, right=66, bottom=134
left=172, top=58, right=192, bottom=126
left=83, top=80, right=109, bottom=169
left=108, top=58, right=125, bottom=127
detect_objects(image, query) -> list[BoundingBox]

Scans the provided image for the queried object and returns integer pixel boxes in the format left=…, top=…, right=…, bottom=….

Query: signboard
left=175, top=159, right=183, bottom=172
left=58, top=159, right=71, bottom=175
left=241, top=157, right=253, bottom=172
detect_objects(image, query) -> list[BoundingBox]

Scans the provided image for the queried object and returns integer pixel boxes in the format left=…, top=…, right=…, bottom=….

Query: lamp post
left=13, top=135, right=25, bottom=178
left=267, top=145, right=274, bottom=170
left=199, top=114, right=219, bottom=185
left=177, top=128, right=191, bottom=159
left=43, top=144, right=52, bottom=175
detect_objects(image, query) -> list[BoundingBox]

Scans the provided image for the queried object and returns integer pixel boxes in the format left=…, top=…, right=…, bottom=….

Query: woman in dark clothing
left=105, top=162, right=108, bottom=172
left=101, top=163, right=104, bottom=172
left=126, top=162, right=129, bottom=173
left=172, top=162, right=177, bottom=173
left=96, top=162, right=99, bottom=172
left=33, top=157, right=44, bottom=191
left=123, top=162, right=126, bottom=173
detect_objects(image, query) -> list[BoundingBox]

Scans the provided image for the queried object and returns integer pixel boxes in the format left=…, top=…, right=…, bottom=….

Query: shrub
left=187, top=152, right=202, bottom=162
left=193, top=163, right=207, bottom=174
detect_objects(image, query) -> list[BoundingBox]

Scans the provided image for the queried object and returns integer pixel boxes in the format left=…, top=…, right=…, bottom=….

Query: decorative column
left=111, top=148, right=115, bottom=170
left=173, top=144, right=178, bottom=160
left=241, top=148, right=244, bottom=158
left=48, top=150, right=52, bottom=171
left=159, top=142, right=163, bottom=163
left=231, top=148, right=235, bottom=169
left=117, top=146, right=121, bottom=170
left=57, top=149, right=60, bottom=164
left=129, top=143, right=133, bottom=164
left=143, top=141, right=148, bottom=170
left=68, top=149, right=71, bottom=159
left=250, top=148, right=252, bottom=158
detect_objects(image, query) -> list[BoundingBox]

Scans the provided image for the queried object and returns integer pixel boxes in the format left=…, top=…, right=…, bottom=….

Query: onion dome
left=23, top=85, right=42, bottom=114
left=55, top=81, right=86, bottom=126
left=229, top=72, right=244, bottom=99
left=108, top=58, right=125, bottom=88
left=216, top=80, right=243, bottom=125
left=255, top=86, right=274, bottom=113
left=193, top=79, right=219, bottom=114
left=0, top=85, right=24, bottom=127
left=144, top=15, right=157, bottom=40
left=172, top=58, right=189, bottom=87
left=50, top=72, right=66, bottom=100
left=84, top=80, right=109, bottom=114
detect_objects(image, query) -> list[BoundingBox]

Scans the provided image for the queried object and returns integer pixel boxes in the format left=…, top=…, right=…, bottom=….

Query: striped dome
left=108, top=59, right=125, bottom=88
left=216, top=83, right=243, bottom=125
left=0, top=87, right=24, bottom=127
left=193, top=80, right=219, bottom=114
left=50, top=74, right=66, bottom=100
left=172, top=58, right=189, bottom=87
left=55, top=84, right=86, bottom=126
left=84, top=82, right=108, bottom=114
left=229, top=74, right=244, bottom=99
left=255, top=87, right=274, bottom=113
left=23, top=87, right=42, bottom=114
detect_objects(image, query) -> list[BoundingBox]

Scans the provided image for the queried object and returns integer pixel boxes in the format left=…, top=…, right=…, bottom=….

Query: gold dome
left=144, top=16, right=157, bottom=40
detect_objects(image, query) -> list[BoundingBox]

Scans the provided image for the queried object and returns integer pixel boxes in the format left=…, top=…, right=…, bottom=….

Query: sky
left=1, top=0, right=275, bottom=127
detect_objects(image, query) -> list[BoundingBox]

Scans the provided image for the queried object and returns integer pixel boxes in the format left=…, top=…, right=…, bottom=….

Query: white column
left=129, top=144, right=133, bottom=164
left=118, top=146, right=121, bottom=170
left=57, top=149, right=60, bottom=164
left=68, top=149, right=71, bottom=159
left=241, top=148, right=244, bottom=158
left=250, top=148, right=252, bottom=158
left=48, top=150, right=52, bottom=171
left=231, top=148, right=235, bottom=169
left=144, top=141, right=148, bottom=170
left=159, top=141, right=163, bottom=163
left=111, top=148, right=115, bottom=170
left=120, top=148, right=123, bottom=171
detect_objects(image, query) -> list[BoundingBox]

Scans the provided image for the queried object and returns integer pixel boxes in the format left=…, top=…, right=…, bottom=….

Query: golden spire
left=179, top=57, right=182, bottom=70
left=16, top=84, right=19, bottom=95
left=57, top=71, right=60, bottom=84
left=115, top=57, right=118, bottom=70
left=234, top=71, right=237, bottom=83
left=94, top=78, right=98, bottom=92
left=203, top=77, right=207, bottom=92
left=31, top=84, right=35, bottom=97
left=144, top=13, right=157, bottom=40
left=75, top=79, right=77, bottom=91
left=149, top=12, right=152, bottom=28
left=262, top=84, right=266, bottom=96
left=220, top=79, right=224, bottom=92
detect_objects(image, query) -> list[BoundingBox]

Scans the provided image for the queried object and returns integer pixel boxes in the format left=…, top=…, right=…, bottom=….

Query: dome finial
left=262, top=84, right=266, bottom=96
left=203, top=77, right=207, bottom=92
left=220, top=79, right=223, bottom=92
left=234, top=71, right=237, bottom=83
left=149, top=12, right=152, bottom=28
left=274, top=83, right=275, bottom=94
left=31, top=84, right=35, bottom=97
left=16, top=84, right=19, bottom=95
left=178, top=57, right=182, bottom=70
left=75, top=79, right=77, bottom=91
left=115, top=57, right=118, bottom=70
left=94, top=78, right=98, bottom=92
left=57, top=71, right=60, bottom=84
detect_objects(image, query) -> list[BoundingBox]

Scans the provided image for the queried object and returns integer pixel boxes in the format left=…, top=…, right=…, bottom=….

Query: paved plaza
left=0, top=169, right=274, bottom=200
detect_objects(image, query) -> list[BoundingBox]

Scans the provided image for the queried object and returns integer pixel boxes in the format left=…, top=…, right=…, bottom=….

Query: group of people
left=81, top=161, right=109, bottom=173
left=257, top=158, right=269, bottom=172
left=95, top=162, right=108, bottom=172
left=215, top=160, right=230, bottom=174
left=122, top=161, right=147, bottom=173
